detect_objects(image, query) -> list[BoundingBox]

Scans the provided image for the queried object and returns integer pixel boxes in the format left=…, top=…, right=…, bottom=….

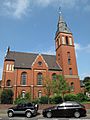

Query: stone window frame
left=6, top=80, right=11, bottom=87
left=21, top=72, right=27, bottom=85
left=37, top=72, right=43, bottom=85
left=52, top=73, right=57, bottom=81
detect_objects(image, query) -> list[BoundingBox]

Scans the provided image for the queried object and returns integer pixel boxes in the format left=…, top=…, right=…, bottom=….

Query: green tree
left=1, top=89, right=13, bottom=104
left=52, top=75, right=70, bottom=101
left=44, top=76, right=53, bottom=104
left=83, top=77, right=90, bottom=93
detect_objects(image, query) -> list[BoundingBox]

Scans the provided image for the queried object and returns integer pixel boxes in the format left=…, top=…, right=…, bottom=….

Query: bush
left=39, top=96, right=48, bottom=104
left=14, top=92, right=31, bottom=104
left=14, top=97, right=28, bottom=104
left=50, top=95, right=63, bottom=104
left=77, top=93, right=89, bottom=102
left=32, top=99, right=39, bottom=104
left=1, top=89, right=13, bottom=104
left=64, top=94, right=77, bottom=101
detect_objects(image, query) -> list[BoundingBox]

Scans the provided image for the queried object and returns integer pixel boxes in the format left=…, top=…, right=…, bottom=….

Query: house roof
left=5, top=51, right=62, bottom=71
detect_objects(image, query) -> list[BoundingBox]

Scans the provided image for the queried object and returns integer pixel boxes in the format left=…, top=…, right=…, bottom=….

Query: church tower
left=55, top=11, right=81, bottom=93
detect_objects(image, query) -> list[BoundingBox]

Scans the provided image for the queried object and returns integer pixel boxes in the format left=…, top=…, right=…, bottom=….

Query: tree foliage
left=1, top=89, right=13, bottom=104
left=83, top=77, right=90, bottom=93
left=14, top=92, right=31, bottom=104
left=52, top=75, right=70, bottom=100
left=44, top=76, right=53, bottom=104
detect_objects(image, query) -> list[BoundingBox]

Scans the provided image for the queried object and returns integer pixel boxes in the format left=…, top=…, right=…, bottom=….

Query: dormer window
left=38, top=61, right=42, bottom=66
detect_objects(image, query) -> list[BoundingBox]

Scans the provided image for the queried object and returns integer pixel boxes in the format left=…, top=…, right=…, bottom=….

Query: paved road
left=0, top=113, right=90, bottom=120
left=0, top=110, right=90, bottom=120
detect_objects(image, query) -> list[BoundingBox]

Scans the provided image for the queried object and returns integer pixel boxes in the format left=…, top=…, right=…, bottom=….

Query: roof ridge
left=9, top=51, right=39, bottom=55
left=10, top=51, right=56, bottom=56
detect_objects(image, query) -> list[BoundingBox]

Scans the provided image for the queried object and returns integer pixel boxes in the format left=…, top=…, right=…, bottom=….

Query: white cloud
left=0, top=0, right=90, bottom=19
left=75, top=43, right=90, bottom=52
left=1, top=0, right=30, bottom=19
left=33, top=0, right=77, bottom=8
left=80, top=72, right=90, bottom=80
left=75, top=43, right=81, bottom=50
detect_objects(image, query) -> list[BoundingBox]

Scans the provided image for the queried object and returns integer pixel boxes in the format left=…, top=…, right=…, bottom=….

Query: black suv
left=7, top=103, right=38, bottom=118
left=42, top=101, right=86, bottom=118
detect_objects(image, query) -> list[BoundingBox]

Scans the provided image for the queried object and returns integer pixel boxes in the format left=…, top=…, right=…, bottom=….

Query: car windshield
left=57, top=103, right=65, bottom=107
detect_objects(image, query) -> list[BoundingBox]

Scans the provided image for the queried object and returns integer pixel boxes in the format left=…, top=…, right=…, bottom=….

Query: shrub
left=39, top=96, right=48, bottom=104
left=1, top=89, right=13, bottom=104
left=76, top=93, right=89, bottom=102
left=14, top=97, right=28, bottom=104
left=64, top=94, right=77, bottom=101
left=32, top=99, right=39, bottom=104
left=50, top=95, right=63, bottom=104
left=14, top=92, right=31, bottom=104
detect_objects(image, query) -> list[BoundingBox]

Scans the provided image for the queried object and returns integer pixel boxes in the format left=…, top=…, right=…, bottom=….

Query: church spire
left=56, top=8, right=72, bottom=36
left=7, top=46, right=10, bottom=54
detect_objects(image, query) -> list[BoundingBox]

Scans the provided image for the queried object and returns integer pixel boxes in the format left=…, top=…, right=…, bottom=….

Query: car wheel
left=46, top=112, right=52, bottom=118
left=74, top=111, right=80, bottom=118
left=26, top=111, right=32, bottom=118
left=8, top=111, right=13, bottom=117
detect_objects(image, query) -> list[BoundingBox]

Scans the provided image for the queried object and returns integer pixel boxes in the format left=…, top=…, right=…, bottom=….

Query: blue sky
left=0, top=0, right=90, bottom=80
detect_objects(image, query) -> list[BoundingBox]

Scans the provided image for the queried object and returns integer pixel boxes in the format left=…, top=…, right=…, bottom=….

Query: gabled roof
left=5, top=51, right=62, bottom=71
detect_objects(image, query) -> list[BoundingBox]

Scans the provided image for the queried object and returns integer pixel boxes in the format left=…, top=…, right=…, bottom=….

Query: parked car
left=42, top=101, right=86, bottom=118
left=7, top=103, right=39, bottom=118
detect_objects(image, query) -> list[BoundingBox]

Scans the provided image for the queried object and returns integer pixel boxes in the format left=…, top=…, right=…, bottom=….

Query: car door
left=15, top=104, right=25, bottom=114
left=56, top=105, right=65, bottom=117
left=64, top=105, right=73, bottom=117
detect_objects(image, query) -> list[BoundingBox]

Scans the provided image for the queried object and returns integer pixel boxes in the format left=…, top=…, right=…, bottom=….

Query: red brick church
left=1, top=13, right=81, bottom=100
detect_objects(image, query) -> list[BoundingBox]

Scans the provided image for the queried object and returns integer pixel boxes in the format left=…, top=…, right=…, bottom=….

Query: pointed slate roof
left=5, top=51, right=62, bottom=71
left=56, top=13, right=72, bottom=35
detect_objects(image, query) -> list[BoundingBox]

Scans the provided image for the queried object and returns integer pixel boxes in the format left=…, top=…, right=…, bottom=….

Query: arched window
left=69, top=37, right=72, bottom=45
left=71, top=82, right=74, bottom=91
left=69, top=68, right=72, bottom=75
left=6, top=80, right=11, bottom=86
left=52, top=73, right=57, bottom=81
left=22, top=90, right=26, bottom=98
left=66, top=36, right=69, bottom=45
left=67, top=52, right=71, bottom=65
left=38, top=90, right=42, bottom=98
left=21, top=72, right=27, bottom=85
left=37, top=73, right=43, bottom=85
